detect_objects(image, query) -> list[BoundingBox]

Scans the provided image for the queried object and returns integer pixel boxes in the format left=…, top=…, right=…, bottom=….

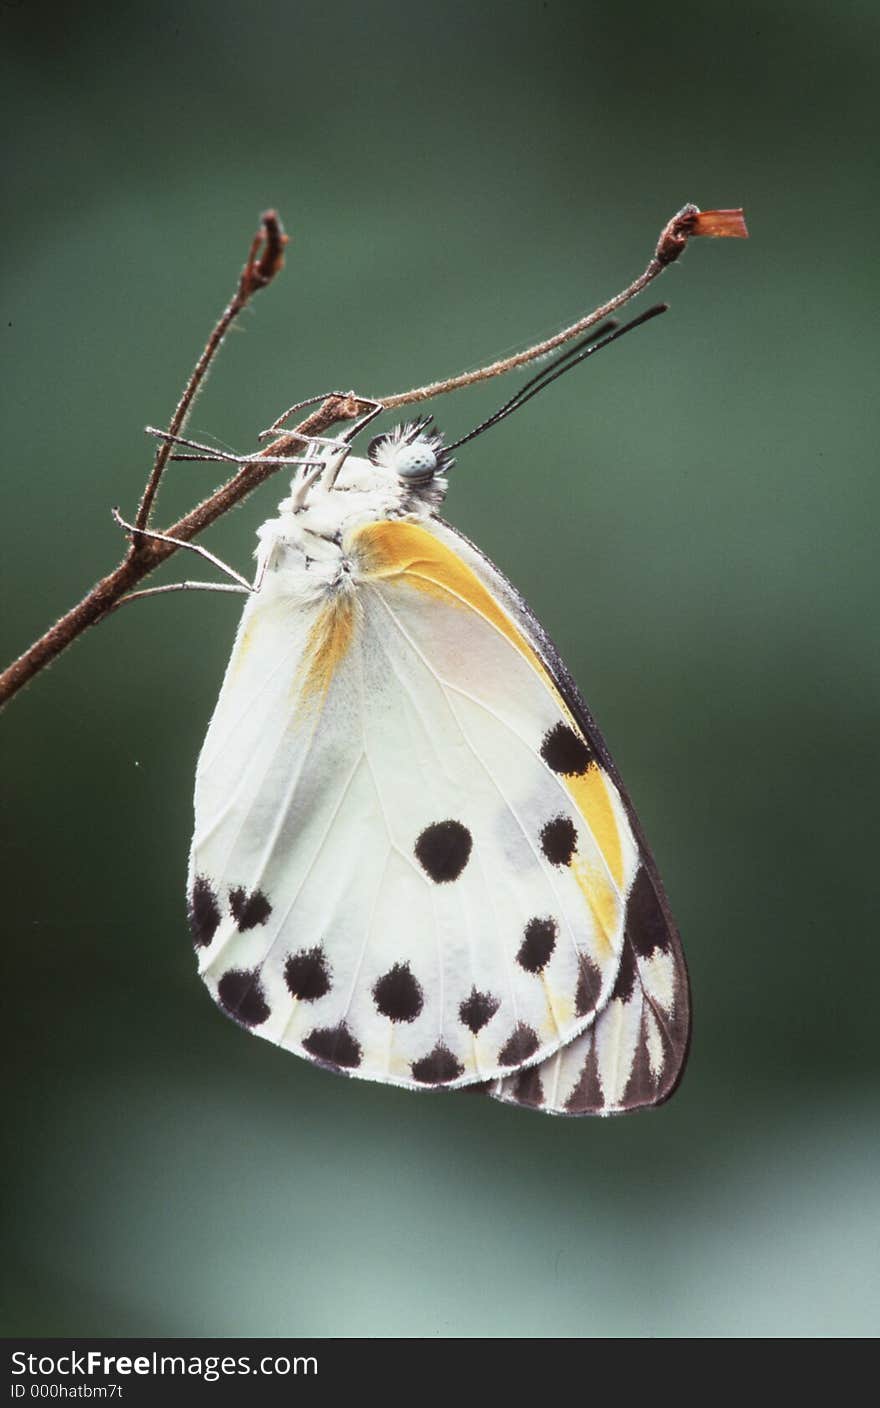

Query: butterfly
left=173, top=309, right=690, bottom=1116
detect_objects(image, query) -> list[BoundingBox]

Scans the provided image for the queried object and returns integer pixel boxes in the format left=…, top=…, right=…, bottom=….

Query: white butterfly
left=181, top=362, right=690, bottom=1115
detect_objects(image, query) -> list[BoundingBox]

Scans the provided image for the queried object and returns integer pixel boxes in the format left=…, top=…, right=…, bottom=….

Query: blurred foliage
left=1, top=0, right=877, bottom=1337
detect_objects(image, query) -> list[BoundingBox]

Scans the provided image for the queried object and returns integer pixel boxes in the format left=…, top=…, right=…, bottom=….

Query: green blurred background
left=2, top=1, right=877, bottom=1339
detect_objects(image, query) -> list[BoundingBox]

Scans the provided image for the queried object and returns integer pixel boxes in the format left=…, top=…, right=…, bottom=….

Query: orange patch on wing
left=565, top=764, right=624, bottom=887
left=299, top=592, right=357, bottom=703
left=352, top=520, right=547, bottom=677
left=571, top=856, right=620, bottom=959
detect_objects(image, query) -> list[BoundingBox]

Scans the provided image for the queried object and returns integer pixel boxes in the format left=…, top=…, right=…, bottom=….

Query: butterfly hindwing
left=491, top=870, right=690, bottom=1114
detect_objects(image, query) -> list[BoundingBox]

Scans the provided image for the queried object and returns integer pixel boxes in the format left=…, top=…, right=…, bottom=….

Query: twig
left=0, top=203, right=746, bottom=710
left=134, top=209, right=288, bottom=536
left=379, top=205, right=747, bottom=407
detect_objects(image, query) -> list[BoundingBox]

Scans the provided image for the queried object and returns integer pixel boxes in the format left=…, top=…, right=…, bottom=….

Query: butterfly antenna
left=445, top=305, right=667, bottom=454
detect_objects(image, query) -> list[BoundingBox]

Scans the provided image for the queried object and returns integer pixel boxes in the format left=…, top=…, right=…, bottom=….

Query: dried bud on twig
left=656, top=203, right=749, bottom=266
left=243, top=210, right=289, bottom=294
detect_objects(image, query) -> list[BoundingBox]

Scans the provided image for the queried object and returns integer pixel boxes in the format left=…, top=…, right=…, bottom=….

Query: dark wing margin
left=435, top=518, right=691, bottom=1115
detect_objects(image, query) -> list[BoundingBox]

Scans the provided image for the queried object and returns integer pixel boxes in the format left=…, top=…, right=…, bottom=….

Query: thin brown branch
left=0, top=203, right=746, bottom=711
left=134, top=210, right=289, bottom=536
left=379, top=204, right=747, bottom=408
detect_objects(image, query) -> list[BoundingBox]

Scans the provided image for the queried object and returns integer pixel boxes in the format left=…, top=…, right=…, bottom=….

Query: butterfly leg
left=260, top=389, right=383, bottom=440
left=145, top=426, right=323, bottom=470
left=322, top=398, right=386, bottom=492
left=113, top=580, right=249, bottom=611
left=145, top=428, right=244, bottom=466
left=111, top=508, right=253, bottom=590
left=262, top=391, right=385, bottom=449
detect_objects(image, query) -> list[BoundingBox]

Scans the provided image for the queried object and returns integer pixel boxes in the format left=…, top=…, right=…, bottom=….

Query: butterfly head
left=276, top=417, right=453, bottom=529
left=366, top=418, right=455, bottom=487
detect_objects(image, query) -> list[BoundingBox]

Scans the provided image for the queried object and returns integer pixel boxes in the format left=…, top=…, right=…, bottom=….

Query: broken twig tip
left=655, top=203, right=748, bottom=267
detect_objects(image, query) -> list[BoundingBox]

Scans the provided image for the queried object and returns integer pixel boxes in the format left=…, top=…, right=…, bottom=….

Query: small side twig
left=0, top=203, right=746, bottom=711
left=134, top=209, right=288, bottom=537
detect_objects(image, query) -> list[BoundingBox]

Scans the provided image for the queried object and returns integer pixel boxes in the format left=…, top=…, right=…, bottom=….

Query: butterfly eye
left=392, top=443, right=438, bottom=484
left=366, top=431, right=439, bottom=484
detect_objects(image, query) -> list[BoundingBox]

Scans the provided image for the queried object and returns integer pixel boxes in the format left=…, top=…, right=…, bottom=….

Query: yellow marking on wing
left=228, top=596, right=285, bottom=684
left=353, top=520, right=547, bottom=677
left=571, top=855, right=619, bottom=959
left=238, top=623, right=254, bottom=659
left=565, top=764, right=624, bottom=887
left=541, top=976, right=574, bottom=1036
left=355, top=521, right=628, bottom=890
left=229, top=620, right=259, bottom=685
left=226, top=613, right=257, bottom=684
left=298, top=591, right=357, bottom=704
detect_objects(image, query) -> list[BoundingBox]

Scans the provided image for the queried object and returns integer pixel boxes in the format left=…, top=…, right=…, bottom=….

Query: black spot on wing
left=303, top=1022, right=362, bottom=1069
left=564, top=1038, right=604, bottom=1114
left=540, top=722, right=594, bottom=776
left=373, top=962, right=423, bottom=1022
left=575, top=954, right=603, bottom=1016
left=512, top=1065, right=545, bottom=1108
left=626, top=866, right=672, bottom=956
left=414, top=819, right=472, bottom=883
left=188, top=875, right=220, bottom=948
left=229, top=886, right=272, bottom=931
left=459, top=987, right=500, bottom=1033
left=217, top=968, right=271, bottom=1027
left=611, top=938, right=637, bottom=1004
left=540, top=815, right=577, bottom=867
left=411, top=1042, right=464, bottom=1085
left=498, top=1022, right=540, bottom=1066
left=517, top=916, right=557, bottom=973
left=622, top=1014, right=662, bottom=1109
left=284, top=946, right=331, bottom=1001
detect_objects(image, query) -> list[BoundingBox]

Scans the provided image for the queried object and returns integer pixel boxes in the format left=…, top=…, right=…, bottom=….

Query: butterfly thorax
left=254, top=450, right=448, bottom=604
